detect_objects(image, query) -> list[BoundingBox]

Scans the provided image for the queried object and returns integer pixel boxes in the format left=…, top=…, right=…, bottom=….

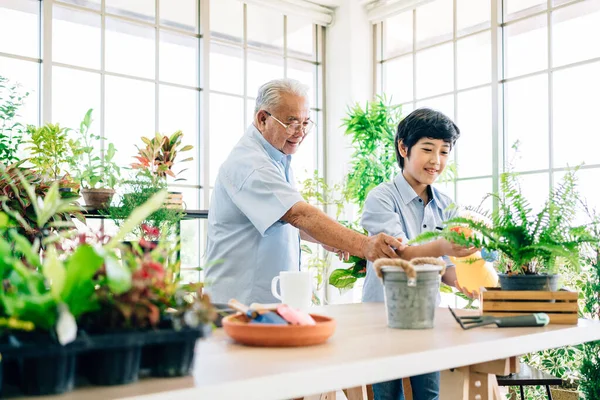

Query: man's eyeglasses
left=264, top=111, right=315, bottom=134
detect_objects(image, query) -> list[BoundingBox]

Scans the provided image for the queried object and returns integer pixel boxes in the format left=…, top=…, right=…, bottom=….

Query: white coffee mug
left=271, top=271, right=312, bottom=310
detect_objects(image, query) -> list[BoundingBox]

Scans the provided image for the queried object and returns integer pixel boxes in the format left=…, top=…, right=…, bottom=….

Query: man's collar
left=248, top=124, right=288, bottom=163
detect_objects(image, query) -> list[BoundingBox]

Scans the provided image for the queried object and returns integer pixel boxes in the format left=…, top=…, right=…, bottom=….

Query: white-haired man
left=205, top=78, right=405, bottom=305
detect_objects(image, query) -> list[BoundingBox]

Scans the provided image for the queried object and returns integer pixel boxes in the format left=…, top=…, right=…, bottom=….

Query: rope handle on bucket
left=373, top=257, right=446, bottom=287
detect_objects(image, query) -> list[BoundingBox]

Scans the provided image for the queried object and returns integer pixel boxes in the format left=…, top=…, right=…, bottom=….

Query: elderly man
left=205, top=78, right=404, bottom=305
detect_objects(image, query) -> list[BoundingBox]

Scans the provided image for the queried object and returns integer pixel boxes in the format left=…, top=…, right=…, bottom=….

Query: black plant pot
left=499, top=273, right=560, bottom=291
left=141, top=327, right=205, bottom=377
left=81, top=346, right=142, bottom=386
left=19, top=352, right=77, bottom=395
left=143, top=340, right=196, bottom=377
left=0, top=355, right=3, bottom=396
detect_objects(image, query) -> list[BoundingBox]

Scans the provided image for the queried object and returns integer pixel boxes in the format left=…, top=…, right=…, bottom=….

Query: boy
left=361, top=108, right=476, bottom=400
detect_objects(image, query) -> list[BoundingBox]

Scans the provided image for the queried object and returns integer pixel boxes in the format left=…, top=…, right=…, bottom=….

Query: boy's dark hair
left=395, top=108, right=460, bottom=169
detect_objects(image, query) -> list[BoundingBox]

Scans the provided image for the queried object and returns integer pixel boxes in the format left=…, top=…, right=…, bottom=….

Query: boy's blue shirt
left=361, top=172, right=458, bottom=302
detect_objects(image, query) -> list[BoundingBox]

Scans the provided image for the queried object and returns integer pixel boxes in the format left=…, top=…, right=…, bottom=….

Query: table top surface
left=22, top=303, right=600, bottom=400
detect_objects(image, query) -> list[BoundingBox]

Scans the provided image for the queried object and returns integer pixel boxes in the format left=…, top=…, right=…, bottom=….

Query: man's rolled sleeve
left=231, top=166, right=304, bottom=236
left=361, top=189, right=408, bottom=241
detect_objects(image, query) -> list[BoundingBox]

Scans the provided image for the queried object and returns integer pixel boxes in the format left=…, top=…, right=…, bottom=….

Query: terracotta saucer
left=222, top=313, right=336, bottom=347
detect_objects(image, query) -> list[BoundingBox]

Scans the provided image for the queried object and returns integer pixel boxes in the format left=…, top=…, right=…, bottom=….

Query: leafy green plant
left=342, top=95, right=402, bottom=210
left=411, top=170, right=597, bottom=275
left=25, top=122, right=82, bottom=181
left=105, top=178, right=184, bottom=238
left=0, top=162, right=82, bottom=244
left=70, top=109, right=121, bottom=189
left=0, top=75, right=29, bottom=165
left=578, top=204, right=600, bottom=399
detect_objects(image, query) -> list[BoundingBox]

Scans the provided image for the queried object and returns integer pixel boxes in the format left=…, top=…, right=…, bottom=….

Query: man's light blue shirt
left=204, top=125, right=304, bottom=305
left=361, top=172, right=457, bottom=303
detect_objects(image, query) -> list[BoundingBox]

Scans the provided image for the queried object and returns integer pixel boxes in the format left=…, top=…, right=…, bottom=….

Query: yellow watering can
left=450, top=252, right=498, bottom=292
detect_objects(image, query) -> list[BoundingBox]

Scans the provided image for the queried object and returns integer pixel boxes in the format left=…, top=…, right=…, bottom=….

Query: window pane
left=246, top=99, right=255, bottom=128
left=457, top=0, right=490, bottom=35
left=210, top=43, right=243, bottom=95
left=416, top=0, right=453, bottom=49
left=553, top=61, right=600, bottom=167
left=505, top=0, right=546, bottom=20
left=60, top=0, right=101, bottom=10
left=293, top=111, right=319, bottom=183
left=504, top=15, right=547, bottom=79
left=0, top=0, right=39, bottom=58
left=384, top=55, right=413, bottom=104
left=106, top=0, right=154, bottom=23
left=52, top=67, right=101, bottom=134
left=401, top=102, right=414, bottom=116
left=416, top=43, right=453, bottom=99
left=456, top=178, right=493, bottom=211
left=247, top=3, right=283, bottom=54
left=456, top=86, right=492, bottom=178
left=106, top=18, right=155, bottom=79
left=457, top=31, right=491, bottom=90
left=517, top=173, right=549, bottom=214
left=104, top=76, right=155, bottom=172
left=287, top=59, right=316, bottom=107
left=416, top=94, right=454, bottom=121
left=159, top=85, right=199, bottom=185
left=160, top=0, right=197, bottom=33
left=553, top=1, right=600, bottom=68
left=210, top=0, right=242, bottom=43
left=504, top=75, right=548, bottom=172
left=209, top=93, right=244, bottom=186
left=384, top=10, right=413, bottom=57
left=247, top=51, right=284, bottom=99
left=556, top=168, right=600, bottom=226
left=287, top=16, right=314, bottom=59
left=53, top=5, right=101, bottom=70
left=0, top=57, right=39, bottom=125
left=180, top=218, right=201, bottom=274
left=159, top=30, right=198, bottom=87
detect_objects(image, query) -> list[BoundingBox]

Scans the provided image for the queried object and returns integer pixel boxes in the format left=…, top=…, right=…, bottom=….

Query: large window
left=376, top=0, right=600, bottom=221
left=376, top=0, right=495, bottom=212
left=0, top=0, right=41, bottom=127
left=1, top=0, right=326, bottom=277
left=208, top=0, right=324, bottom=197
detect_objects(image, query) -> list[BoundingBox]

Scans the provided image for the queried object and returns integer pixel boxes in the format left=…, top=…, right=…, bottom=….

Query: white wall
left=324, top=0, right=373, bottom=303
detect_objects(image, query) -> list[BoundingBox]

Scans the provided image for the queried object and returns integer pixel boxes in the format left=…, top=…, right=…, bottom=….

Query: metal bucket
left=380, top=264, right=443, bottom=329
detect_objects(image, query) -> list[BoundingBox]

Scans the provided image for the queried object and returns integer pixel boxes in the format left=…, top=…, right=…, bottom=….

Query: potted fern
left=411, top=170, right=597, bottom=291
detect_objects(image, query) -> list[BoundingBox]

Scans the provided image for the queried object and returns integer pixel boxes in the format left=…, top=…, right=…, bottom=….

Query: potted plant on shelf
left=411, top=170, right=598, bottom=291
left=69, top=109, right=121, bottom=209
left=24, top=122, right=81, bottom=192
left=130, top=130, right=194, bottom=208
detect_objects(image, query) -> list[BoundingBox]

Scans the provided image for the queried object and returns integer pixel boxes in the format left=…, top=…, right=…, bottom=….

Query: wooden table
left=24, top=303, right=600, bottom=400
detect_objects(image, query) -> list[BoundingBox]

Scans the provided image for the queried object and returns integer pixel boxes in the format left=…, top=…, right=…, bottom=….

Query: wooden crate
left=481, top=288, right=579, bottom=325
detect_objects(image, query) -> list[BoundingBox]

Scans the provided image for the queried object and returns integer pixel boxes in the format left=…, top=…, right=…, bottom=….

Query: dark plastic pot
left=20, top=352, right=76, bottom=395
left=498, top=273, right=560, bottom=291
left=141, top=328, right=204, bottom=377
left=79, top=331, right=145, bottom=386
left=6, top=333, right=83, bottom=396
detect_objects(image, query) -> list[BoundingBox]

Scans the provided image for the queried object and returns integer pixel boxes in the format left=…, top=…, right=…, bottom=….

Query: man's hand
left=322, top=244, right=350, bottom=261
left=361, top=233, right=405, bottom=261
left=438, top=239, right=478, bottom=258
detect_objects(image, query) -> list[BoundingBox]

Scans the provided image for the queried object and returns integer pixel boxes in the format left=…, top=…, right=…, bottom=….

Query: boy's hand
left=438, top=239, right=478, bottom=258
left=454, top=280, right=483, bottom=300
